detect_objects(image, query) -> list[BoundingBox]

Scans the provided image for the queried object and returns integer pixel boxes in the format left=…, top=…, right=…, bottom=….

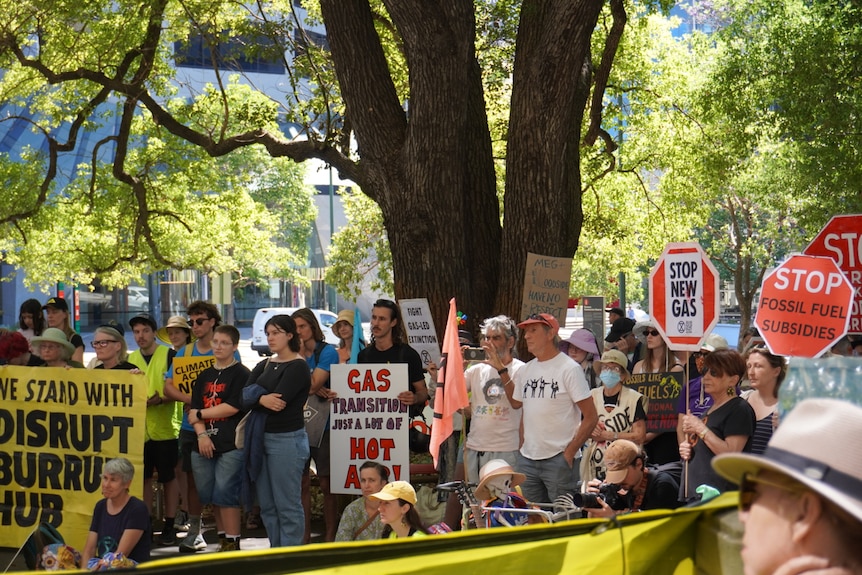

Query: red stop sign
left=754, top=255, right=854, bottom=357
left=803, top=214, right=862, bottom=334
left=649, top=242, right=719, bottom=351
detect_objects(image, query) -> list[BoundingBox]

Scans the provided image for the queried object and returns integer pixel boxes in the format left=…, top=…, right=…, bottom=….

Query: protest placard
left=625, top=371, right=684, bottom=433
left=171, top=354, right=215, bottom=394
left=0, top=366, right=146, bottom=548
left=329, top=364, right=410, bottom=495
left=399, top=298, right=441, bottom=368
left=520, top=252, right=573, bottom=326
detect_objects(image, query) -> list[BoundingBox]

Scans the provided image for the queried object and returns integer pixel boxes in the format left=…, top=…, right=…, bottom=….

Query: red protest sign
left=649, top=243, right=720, bottom=351
left=803, top=214, right=862, bottom=334
left=754, top=255, right=854, bottom=357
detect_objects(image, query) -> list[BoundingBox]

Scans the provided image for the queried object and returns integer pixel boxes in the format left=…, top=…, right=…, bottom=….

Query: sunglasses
left=643, top=329, right=660, bottom=337
left=188, top=318, right=211, bottom=326
left=739, top=473, right=801, bottom=512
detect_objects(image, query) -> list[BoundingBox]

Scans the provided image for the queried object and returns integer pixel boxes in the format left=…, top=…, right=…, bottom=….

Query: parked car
left=251, top=307, right=339, bottom=356
left=126, top=286, right=149, bottom=311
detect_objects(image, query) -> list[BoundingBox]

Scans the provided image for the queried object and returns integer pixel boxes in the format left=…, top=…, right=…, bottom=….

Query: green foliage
left=324, top=189, right=392, bottom=299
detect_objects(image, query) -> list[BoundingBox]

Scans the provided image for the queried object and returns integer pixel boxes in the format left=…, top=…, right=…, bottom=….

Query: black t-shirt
left=69, top=332, right=84, bottom=351
left=641, top=469, right=683, bottom=510
left=191, top=362, right=250, bottom=453
left=683, top=396, right=755, bottom=496
left=357, top=343, right=424, bottom=391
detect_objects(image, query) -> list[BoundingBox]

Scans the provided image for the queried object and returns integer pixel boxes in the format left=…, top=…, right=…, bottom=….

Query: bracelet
left=197, top=432, right=208, bottom=439
left=698, top=428, right=708, bottom=439
left=497, top=367, right=508, bottom=375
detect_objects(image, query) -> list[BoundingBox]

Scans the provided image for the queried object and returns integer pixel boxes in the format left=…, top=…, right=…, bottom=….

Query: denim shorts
left=191, top=448, right=244, bottom=507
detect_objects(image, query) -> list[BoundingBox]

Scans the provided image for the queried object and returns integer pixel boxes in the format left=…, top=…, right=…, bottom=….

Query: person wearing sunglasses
left=675, top=333, right=729, bottom=450
left=712, top=398, right=862, bottom=575
left=162, top=300, right=240, bottom=552
left=632, top=321, right=685, bottom=466
left=502, top=313, right=598, bottom=504
left=679, top=348, right=755, bottom=500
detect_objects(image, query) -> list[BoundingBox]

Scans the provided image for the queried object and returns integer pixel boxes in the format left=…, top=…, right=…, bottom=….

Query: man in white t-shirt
left=498, top=313, right=598, bottom=503
left=466, top=315, right=524, bottom=485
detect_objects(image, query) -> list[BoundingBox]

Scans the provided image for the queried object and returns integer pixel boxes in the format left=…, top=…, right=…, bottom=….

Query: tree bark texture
left=320, top=0, right=605, bottom=337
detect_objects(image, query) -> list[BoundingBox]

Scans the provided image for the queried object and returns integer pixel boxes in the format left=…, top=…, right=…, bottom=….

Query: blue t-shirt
left=307, top=341, right=339, bottom=388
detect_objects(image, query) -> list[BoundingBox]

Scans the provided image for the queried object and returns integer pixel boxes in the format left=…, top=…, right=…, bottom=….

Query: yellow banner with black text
left=0, top=365, right=146, bottom=549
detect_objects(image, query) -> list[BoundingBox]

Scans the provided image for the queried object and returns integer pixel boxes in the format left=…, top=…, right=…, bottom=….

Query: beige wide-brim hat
left=713, top=398, right=862, bottom=523
left=30, top=327, right=75, bottom=357
left=474, top=459, right=526, bottom=500
left=156, top=316, right=196, bottom=346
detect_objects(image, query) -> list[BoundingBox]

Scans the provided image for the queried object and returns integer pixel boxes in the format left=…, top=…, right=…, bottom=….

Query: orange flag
left=430, top=298, right=470, bottom=468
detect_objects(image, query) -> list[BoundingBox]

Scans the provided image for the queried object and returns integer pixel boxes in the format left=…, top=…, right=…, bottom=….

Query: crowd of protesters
left=1, top=295, right=860, bottom=575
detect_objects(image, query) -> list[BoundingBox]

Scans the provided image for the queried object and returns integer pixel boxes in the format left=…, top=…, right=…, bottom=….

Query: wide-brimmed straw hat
left=30, top=328, right=75, bottom=356
left=156, top=315, right=196, bottom=346
left=474, top=459, right=526, bottom=500
left=713, top=398, right=862, bottom=523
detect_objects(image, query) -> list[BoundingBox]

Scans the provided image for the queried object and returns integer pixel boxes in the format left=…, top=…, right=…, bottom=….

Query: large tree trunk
left=498, top=1, right=601, bottom=323
left=321, top=0, right=500, bottom=333
left=321, top=0, right=605, bottom=336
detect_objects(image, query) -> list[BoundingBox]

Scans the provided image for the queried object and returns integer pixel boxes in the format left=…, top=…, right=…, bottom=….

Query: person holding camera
left=582, top=440, right=681, bottom=518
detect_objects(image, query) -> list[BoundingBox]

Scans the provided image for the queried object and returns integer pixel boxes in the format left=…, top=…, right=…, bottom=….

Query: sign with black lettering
left=0, top=366, right=146, bottom=548
left=399, top=298, right=440, bottom=368
left=649, top=242, right=719, bottom=351
left=625, top=372, right=684, bottom=433
left=520, top=252, right=573, bottom=326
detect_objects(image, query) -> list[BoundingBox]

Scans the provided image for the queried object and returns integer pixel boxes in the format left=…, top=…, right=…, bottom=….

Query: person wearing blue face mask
left=579, top=350, right=647, bottom=486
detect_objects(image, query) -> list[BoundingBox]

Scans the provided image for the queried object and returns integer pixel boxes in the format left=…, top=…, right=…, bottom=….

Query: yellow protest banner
left=138, top=494, right=740, bottom=574
left=0, top=366, right=147, bottom=550
left=171, top=355, right=215, bottom=394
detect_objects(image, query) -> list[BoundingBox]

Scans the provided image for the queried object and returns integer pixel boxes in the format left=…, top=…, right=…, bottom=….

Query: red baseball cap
left=517, top=313, right=560, bottom=334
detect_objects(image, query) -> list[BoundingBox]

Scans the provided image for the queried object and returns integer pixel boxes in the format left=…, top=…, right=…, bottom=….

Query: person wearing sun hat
left=369, top=481, right=428, bottom=538
left=583, top=439, right=681, bottom=518
left=331, top=309, right=364, bottom=364
left=31, top=327, right=78, bottom=368
left=503, top=313, right=598, bottom=504
left=579, top=350, right=646, bottom=485
left=156, top=316, right=196, bottom=350
left=560, top=328, right=601, bottom=388
left=470, top=459, right=531, bottom=528
left=712, top=398, right=862, bottom=575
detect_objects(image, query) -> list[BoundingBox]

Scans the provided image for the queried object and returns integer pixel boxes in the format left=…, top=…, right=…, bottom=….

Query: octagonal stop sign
left=754, top=255, right=854, bottom=357
left=649, top=242, right=719, bottom=351
left=803, top=214, right=862, bottom=334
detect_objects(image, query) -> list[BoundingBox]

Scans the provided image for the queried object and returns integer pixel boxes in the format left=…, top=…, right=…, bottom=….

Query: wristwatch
left=196, top=409, right=203, bottom=421
left=698, top=428, right=708, bottom=439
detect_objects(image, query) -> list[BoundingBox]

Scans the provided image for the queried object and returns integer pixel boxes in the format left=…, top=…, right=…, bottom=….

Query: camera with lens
left=571, top=483, right=629, bottom=510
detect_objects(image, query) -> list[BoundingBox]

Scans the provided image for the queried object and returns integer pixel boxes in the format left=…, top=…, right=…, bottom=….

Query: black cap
left=99, top=320, right=125, bottom=337
left=605, top=318, right=636, bottom=343
left=42, top=297, right=69, bottom=312
left=129, top=313, right=158, bottom=332
left=605, top=307, right=625, bottom=316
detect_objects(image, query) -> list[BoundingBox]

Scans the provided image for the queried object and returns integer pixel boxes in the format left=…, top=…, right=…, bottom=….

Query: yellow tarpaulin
left=136, top=494, right=738, bottom=575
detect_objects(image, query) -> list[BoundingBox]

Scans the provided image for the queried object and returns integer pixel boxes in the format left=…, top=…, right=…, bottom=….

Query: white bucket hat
left=713, top=398, right=862, bottom=523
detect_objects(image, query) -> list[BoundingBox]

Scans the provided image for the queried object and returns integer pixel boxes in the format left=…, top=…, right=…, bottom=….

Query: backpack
left=21, top=522, right=65, bottom=570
